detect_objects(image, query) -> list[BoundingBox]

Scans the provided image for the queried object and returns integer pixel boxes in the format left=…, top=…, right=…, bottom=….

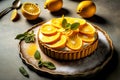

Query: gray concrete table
left=0, top=0, right=120, bottom=80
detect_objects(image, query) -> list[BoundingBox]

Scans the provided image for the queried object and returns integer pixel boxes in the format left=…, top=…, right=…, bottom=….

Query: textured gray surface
left=0, top=0, right=120, bottom=80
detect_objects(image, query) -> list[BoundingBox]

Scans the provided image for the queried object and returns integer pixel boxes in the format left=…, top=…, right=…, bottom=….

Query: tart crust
left=38, top=26, right=98, bottom=61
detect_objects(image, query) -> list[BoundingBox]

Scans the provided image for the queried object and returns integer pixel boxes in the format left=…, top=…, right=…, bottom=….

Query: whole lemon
left=44, top=0, right=63, bottom=12
left=77, top=1, right=96, bottom=18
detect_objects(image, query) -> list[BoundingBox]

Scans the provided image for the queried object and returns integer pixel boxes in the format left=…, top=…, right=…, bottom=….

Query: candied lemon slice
left=11, top=9, right=18, bottom=21
left=21, top=2, right=40, bottom=20
left=65, top=17, right=86, bottom=26
left=79, top=33, right=95, bottom=43
left=26, top=43, right=37, bottom=57
left=40, top=24, right=57, bottom=35
left=74, top=18, right=86, bottom=26
left=66, top=35, right=83, bottom=50
left=57, top=28, right=73, bottom=37
left=51, top=18, right=62, bottom=28
left=40, top=32, right=61, bottom=44
left=79, top=23, right=95, bottom=36
left=49, top=35, right=67, bottom=48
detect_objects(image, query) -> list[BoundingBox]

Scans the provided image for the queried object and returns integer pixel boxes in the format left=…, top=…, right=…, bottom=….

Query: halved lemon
left=79, top=23, right=95, bottom=36
left=49, top=35, right=67, bottom=49
left=66, top=34, right=83, bottom=50
left=40, top=32, right=61, bottom=44
left=40, top=24, right=57, bottom=35
left=21, top=2, right=40, bottom=20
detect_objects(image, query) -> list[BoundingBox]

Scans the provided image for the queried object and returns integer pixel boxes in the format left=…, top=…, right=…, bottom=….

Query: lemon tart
left=38, top=17, right=98, bottom=60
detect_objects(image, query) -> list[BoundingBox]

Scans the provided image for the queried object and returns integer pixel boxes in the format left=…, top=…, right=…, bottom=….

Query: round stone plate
left=19, top=22, right=113, bottom=77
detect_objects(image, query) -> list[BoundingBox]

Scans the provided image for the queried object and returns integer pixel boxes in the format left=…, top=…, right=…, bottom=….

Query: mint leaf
left=62, top=18, right=67, bottom=28
left=62, top=17, right=80, bottom=31
left=15, top=30, right=35, bottom=43
left=38, top=60, right=43, bottom=67
left=19, top=66, right=29, bottom=77
left=15, top=34, right=25, bottom=40
left=34, top=50, right=41, bottom=60
left=71, top=22, right=80, bottom=30
left=42, top=61, right=56, bottom=70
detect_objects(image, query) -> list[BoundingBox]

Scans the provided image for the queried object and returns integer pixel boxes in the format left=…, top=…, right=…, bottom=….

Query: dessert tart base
left=19, top=22, right=113, bottom=77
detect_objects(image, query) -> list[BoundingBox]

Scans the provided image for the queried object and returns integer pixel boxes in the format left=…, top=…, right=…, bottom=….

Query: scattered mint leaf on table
left=19, top=66, right=29, bottom=78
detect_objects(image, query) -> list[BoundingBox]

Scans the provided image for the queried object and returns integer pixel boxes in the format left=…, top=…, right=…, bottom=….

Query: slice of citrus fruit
left=49, top=35, right=67, bottom=48
left=40, top=32, right=61, bottom=44
left=57, top=28, right=74, bottom=37
left=21, top=2, right=40, bottom=20
left=79, top=23, right=95, bottom=36
left=66, top=35, right=83, bottom=50
left=51, top=18, right=62, bottom=28
left=74, top=18, right=86, bottom=26
left=79, top=33, right=95, bottom=43
left=40, top=24, right=57, bottom=35
left=11, top=9, right=18, bottom=21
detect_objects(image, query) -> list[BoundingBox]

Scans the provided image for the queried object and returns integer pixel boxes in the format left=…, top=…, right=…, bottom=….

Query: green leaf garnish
left=15, top=30, right=35, bottom=43
left=62, top=18, right=67, bottom=29
left=38, top=60, right=43, bottom=67
left=34, top=50, right=56, bottom=70
left=62, top=18, right=80, bottom=31
left=19, top=66, right=29, bottom=77
left=34, top=50, right=41, bottom=60
left=42, top=61, right=56, bottom=70
left=71, top=22, right=80, bottom=30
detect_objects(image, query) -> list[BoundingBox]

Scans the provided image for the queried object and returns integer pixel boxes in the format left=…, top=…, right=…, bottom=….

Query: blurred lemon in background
left=44, top=0, right=63, bottom=12
left=21, top=2, right=40, bottom=20
left=77, top=1, right=96, bottom=18
left=11, top=9, right=19, bottom=21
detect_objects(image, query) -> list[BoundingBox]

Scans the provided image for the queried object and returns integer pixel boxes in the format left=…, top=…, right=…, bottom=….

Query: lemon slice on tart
left=79, top=23, right=96, bottom=36
left=66, top=35, right=83, bottom=50
left=40, top=32, right=61, bottom=44
left=21, top=2, right=40, bottom=20
left=40, top=24, right=57, bottom=35
left=49, top=35, right=67, bottom=49
left=79, top=33, right=95, bottom=43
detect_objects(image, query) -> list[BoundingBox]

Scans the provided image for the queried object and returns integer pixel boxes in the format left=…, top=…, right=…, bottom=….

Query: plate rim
left=18, top=22, right=114, bottom=77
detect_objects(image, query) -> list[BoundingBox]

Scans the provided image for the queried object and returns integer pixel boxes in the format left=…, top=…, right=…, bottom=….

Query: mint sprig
left=15, top=30, right=35, bottom=43
left=34, top=50, right=56, bottom=70
left=62, top=18, right=80, bottom=31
